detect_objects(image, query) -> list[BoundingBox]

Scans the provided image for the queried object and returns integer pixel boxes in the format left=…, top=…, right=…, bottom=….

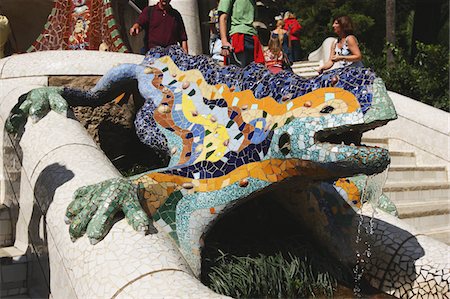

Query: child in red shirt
left=264, top=37, right=284, bottom=74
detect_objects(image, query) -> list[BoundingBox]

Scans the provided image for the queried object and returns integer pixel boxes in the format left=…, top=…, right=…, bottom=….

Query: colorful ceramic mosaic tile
left=279, top=178, right=450, bottom=299
left=7, top=45, right=397, bottom=275
left=7, top=46, right=450, bottom=299
left=27, top=0, right=128, bottom=52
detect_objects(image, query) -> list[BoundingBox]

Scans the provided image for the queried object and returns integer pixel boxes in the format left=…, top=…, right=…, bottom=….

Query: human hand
left=6, top=87, right=67, bottom=133
left=331, top=54, right=342, bottom=62
left=129, top=23, right=141, bottom=36
left=65, top=178, right=151, bottom=244
left=220, top=40, right=232, bottom=57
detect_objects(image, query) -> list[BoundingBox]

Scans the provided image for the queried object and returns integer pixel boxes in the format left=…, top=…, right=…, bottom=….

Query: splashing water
left=352, top=168, right=389, bottom=296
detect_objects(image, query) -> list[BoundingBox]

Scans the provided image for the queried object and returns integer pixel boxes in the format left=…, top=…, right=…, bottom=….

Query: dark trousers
left=229, top=35, right=254, bottom=67
left=289, top=40, right=301, bottom=62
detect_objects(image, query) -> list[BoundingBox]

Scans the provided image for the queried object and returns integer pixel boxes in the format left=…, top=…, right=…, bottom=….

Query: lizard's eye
left=320, top=105, right=335, bottom=114
left=279, top=132, right=291, bottom=155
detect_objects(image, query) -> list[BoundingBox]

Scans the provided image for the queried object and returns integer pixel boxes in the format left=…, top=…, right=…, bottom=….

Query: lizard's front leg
left=6, top=64, right=141, bottom=133
left=65, top=172, right=176, bottom=244
left=65, top=177, right=151, bottom=244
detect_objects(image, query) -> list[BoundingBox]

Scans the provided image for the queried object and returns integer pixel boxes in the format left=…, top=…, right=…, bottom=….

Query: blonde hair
left=276, top=20, right=284, bottom=28
left=284, top=11, right=295, bottom=20
left=274, top=20, right=285, bottom=44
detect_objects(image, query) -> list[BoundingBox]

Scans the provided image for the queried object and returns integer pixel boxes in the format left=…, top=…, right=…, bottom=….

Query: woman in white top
left=318, top=15, right=363, bottom=74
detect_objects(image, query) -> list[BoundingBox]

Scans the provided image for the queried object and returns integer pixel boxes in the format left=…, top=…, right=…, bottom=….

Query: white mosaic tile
left=0, top=76, right=47, bottom=100
left=0, top=56, right=13, bottom=78
left=20, top=111, right=98, bottom=180
left=1, top=51, right=143, bottom=79
left=114, top=270, right=228, bottom=298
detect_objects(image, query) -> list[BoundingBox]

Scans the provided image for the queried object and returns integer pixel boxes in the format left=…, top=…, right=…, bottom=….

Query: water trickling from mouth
left=352, top=168, right=388, bottom=296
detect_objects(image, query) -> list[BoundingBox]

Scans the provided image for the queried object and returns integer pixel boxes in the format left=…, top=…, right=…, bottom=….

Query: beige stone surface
left=0, top=51, right=143, bottom=79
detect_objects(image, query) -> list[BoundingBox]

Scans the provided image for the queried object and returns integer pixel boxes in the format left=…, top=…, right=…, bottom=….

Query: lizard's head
left=265, top=74, right=396, bottom=180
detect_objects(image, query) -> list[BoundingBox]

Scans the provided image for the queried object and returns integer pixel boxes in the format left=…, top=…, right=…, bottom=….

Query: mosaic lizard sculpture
left=12, top=47, right=450, bottom=299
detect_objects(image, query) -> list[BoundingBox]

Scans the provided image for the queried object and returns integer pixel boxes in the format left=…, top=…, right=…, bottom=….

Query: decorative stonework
left=28, top=0, right=128, bottom=52
left=4, top=46, right=449, bottom=298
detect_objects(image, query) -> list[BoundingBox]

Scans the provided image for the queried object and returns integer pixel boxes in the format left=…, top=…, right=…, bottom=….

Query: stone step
left=389, top=150, right=417, bottom=166
left=291, top=61, right=320, bottom=78
left=296, top=71, right=318, bottom=78
left=425, top=227, right=450, bottom=245
left=387, top=166, right=448, bottom=183
left=292, top=60, right=320, bottom=68
left=396, top=200, right=450, bottom=219
left=402, top=213, right=449, bottom=233
left=0, top=251, right=28, bottom=298
left=383, top=182, right=450, bottom=203
left=395, top=200, right=450, bottom=244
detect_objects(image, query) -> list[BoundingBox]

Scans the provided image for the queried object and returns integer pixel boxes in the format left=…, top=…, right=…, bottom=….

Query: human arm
left=318, top=41, right=336, bottom=73
left=130, top=6, right=150, bottom=36
left=175, top=11, right=189, bottom=54
left=331, top=36, right=362, bottom=63
left=219, top=12, right=232, bottom=57
left=181, top=40, right=188, bottom=53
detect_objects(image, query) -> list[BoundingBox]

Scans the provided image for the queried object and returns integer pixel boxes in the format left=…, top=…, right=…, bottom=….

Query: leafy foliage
left=207, top=251, right=337, bottom=298
left=282, top=0, right=382, bottom=57
left=363, top=42, right=449, bottom=111
left=280, top=0, right=448, bottom=111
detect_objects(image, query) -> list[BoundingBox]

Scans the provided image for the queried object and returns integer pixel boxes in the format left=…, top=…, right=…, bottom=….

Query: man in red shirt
left=129, top=0, right=188, bottom=54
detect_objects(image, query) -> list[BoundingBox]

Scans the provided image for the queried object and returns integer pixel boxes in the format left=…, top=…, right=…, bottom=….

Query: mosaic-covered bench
left=6, top=46, right=449, bottom=298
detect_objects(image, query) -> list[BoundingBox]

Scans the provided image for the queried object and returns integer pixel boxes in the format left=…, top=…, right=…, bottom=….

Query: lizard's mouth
left=310, top=124, right=391, bottom=176
left=315, top=127, right=362, bottom=146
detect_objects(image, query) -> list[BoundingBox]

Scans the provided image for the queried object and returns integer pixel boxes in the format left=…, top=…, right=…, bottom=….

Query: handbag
left=282, top=53, right=293, bottom=69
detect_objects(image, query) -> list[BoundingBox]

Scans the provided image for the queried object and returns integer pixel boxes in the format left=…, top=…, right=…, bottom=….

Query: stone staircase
left=291, top=60, right=320, bottom=78
left=362, top=137, right=450, bottom=244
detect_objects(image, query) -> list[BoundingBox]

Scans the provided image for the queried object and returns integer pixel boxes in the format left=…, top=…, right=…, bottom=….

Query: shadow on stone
left=201, top=181, right=423, bottom=297
left=29, top=163, right=74, bottom=298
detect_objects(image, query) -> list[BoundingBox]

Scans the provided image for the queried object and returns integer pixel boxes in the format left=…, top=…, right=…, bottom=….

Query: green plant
left=206, top=251, right=337, bottom=298
left=363, top=41, right=449, bottom=112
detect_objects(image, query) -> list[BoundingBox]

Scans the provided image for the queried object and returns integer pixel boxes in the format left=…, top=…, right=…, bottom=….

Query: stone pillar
left=149, top=0, right=202, bottom=55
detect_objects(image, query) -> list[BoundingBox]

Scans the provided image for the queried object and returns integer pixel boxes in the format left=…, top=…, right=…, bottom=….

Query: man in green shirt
left=218, top=0, right=264, bottom=67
